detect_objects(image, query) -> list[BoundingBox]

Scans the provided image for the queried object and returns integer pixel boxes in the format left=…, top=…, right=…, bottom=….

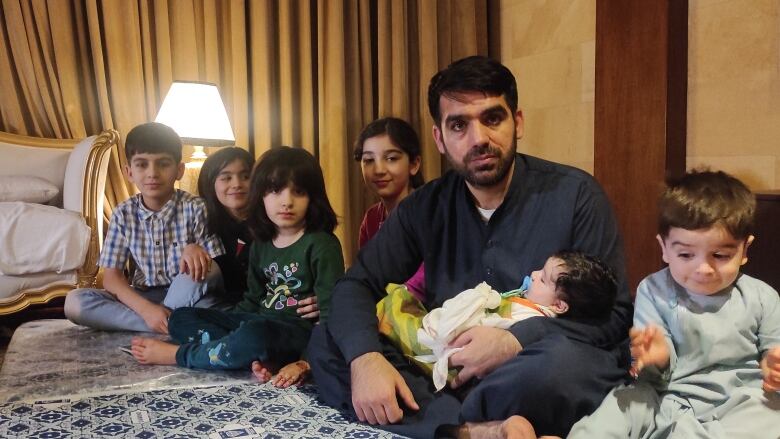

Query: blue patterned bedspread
left=0, top=383, right=405, bottom=438
left=0, top=320, right=408, bottom=438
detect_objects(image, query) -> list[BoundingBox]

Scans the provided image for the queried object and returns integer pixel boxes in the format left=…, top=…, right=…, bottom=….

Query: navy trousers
left=308, top=323, right=627, bottom=438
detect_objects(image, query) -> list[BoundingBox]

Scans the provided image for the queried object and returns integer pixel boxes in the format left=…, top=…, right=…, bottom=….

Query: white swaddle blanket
left=415, top=282, right=555, bottom=391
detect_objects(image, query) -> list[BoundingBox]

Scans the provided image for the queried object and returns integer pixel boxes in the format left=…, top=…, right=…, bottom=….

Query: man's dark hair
left=124, top=122, right=183, bottom=163
left=553, top=251, right=617, bottom=321
left=353, top=117, right=424, bottom=188
left=658, top=169, right=755, bottom=240
left=427, top=55, right=518, bottom=125
left=247, top=146, right=338, bottom=241
left=198, top=146, right=254, bottom=236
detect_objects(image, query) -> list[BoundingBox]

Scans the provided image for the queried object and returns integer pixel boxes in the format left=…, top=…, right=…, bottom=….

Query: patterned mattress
left=0, top=319, right=404, bottom=438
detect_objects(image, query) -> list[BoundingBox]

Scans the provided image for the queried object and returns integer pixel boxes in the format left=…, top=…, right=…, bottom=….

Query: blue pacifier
left=519, top=275, right=531, bottom=294
left=501, top=275, right=532, bottom=298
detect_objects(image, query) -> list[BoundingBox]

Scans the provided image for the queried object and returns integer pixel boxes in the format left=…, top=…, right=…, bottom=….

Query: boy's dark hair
left=658, top=169, right=755, bottom=240
left=247, top=146, right=338, bottom=241
left=427, top=55, right=518, bottom=125
left=552, top=251, right=617, bottom=321
left=198, top=146, right=254, bottom=236
left=353, top=117, right=424, bottom=188
left=124, top=122, right=183, bottom=163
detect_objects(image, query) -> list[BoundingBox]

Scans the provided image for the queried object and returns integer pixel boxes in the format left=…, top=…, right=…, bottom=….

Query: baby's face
left=657, top=226, right=752, bottom=296
left=526, top=257, right=567, bottom=306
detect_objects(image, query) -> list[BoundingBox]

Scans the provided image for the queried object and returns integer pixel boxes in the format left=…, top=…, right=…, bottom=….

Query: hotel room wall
left=687, top=0, right=780, bottom=191
left=499, top=0, right=596, bottom=175
left=499, top=0, right=780, bottom=191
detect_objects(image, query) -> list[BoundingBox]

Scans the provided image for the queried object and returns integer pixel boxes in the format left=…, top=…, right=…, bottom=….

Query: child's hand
left=272, top=360, right=310, bottom=388
left=297, top=296, right=320, bottom=321
left=139, top=302, right=171, bottom=334
left=629, top=325, right=670, bottom=375
left=180, top=243, right=211, bottom=281
left=761, top=347, right=780, bottom=392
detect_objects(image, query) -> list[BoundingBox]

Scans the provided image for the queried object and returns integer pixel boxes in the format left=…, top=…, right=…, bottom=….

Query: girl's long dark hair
left=197, top=147, right=254, bottom=237
left=247, top=146, right=338, bottom=241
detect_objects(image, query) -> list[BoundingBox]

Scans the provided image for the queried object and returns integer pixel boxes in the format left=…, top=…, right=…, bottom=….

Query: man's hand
left=629, top=325, right=670, bottom=374
left=180, top=243, right=210, bottom=281
left=138, top=302, right=171, bottom=334
left=761, top=347, right=780, bottom=392
left=350, top=352, right=419, bottom=425
left=448, top=326, right=522, bottom=389
left=296, top=295, right=320, bottom=321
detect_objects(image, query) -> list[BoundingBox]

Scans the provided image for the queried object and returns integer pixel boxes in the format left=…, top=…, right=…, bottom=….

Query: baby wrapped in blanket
left=377, top=251, right=617, bottom=391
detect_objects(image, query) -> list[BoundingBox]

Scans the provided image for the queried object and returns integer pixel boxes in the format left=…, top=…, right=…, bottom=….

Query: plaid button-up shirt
left=99, top=189, right=225, bottom=288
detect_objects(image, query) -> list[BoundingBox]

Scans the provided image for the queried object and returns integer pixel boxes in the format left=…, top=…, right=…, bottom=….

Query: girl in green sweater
left=131, top=146, right=344, bottom=388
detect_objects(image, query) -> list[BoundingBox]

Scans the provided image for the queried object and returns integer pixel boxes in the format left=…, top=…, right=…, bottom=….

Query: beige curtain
left=0, top=0, right=490, bottom=263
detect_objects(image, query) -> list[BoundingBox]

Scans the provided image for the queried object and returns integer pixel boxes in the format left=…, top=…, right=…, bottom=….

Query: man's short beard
left=443, top=138, right=516, bottom=188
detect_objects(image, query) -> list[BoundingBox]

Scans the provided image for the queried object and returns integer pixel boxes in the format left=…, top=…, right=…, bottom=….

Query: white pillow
left=0, top=202, right=90, bottom=275
left=0, top=175, right=60, bottom=203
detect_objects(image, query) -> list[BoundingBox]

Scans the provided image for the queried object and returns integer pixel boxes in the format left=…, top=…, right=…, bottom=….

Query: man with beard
left=308, top=56, right=632, bottom=438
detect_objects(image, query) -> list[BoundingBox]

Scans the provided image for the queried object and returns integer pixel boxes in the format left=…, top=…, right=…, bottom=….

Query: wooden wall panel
left=743, top=192, right=780, bottom=291
left=594, top=0, right=688, bottom=291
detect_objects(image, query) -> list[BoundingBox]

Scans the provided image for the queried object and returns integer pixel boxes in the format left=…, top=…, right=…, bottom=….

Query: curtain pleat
left=0, top=0, right=490, bottom=264
left=317, top=0, right=351, bottom=257
left=297, top=2, right=316, bottom=151
left=48, top=2, right=90, bottom=137
left=225, top=1, right=251, bottom=151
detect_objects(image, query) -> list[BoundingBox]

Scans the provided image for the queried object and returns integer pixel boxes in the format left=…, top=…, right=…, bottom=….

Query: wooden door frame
left=594, top=0, right=688, bottom=291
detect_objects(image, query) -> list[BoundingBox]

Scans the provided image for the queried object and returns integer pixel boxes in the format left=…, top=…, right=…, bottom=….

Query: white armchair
left=0, top=129, right=119, bottom=314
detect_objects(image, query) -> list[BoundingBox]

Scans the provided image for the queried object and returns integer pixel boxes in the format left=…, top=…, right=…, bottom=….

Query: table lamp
left=154, top=81, right=235, bottom=195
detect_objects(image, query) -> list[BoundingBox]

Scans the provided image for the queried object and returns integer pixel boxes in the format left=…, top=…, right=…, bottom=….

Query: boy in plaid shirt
left=65, top=122, right=225, bottom=333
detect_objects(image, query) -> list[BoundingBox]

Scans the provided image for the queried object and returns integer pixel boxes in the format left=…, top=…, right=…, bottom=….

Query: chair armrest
left=71, top=129, right=119, bottom=288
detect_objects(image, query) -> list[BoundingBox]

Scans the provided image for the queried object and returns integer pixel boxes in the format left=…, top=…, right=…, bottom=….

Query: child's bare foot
left=252, top=360, right=274, bottom=382
left=271, top=360, right=310, bottom=388
left=457, top=416, right=537, bottom=439
left=131, top=337, right=178, bottom=365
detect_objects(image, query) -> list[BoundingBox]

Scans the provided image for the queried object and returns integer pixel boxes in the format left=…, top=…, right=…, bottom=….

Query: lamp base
left=178, top=145, right=207, bottom=195
left=179, top=164, right=202, bottom=195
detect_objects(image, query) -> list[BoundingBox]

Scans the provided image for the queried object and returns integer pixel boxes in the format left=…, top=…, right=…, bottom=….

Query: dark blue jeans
left=169, top=307, right=309, bottom=370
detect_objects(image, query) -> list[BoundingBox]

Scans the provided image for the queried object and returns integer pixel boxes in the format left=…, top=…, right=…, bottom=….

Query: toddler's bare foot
left=272, top=360, right=310, bottom=388
left=252, top=360, right=274, bottom=383
left=457, top=416, right=537, bottom=439
left=131, top=337, right=177, bottom=365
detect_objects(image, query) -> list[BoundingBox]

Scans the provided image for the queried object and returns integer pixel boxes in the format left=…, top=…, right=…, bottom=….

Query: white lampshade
left=155, top=81, right=235, bottom=146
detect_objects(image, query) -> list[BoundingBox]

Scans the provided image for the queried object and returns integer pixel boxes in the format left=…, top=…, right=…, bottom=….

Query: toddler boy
left=569, top=170, right=780, bottom=438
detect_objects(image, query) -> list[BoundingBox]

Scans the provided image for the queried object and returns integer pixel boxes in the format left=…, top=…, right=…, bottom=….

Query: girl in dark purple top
left=354, top=117, right=426, bottom=298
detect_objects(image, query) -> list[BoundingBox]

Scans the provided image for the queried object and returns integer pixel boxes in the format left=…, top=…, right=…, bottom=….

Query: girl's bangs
left=263, top=165, right=309, bottom=193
